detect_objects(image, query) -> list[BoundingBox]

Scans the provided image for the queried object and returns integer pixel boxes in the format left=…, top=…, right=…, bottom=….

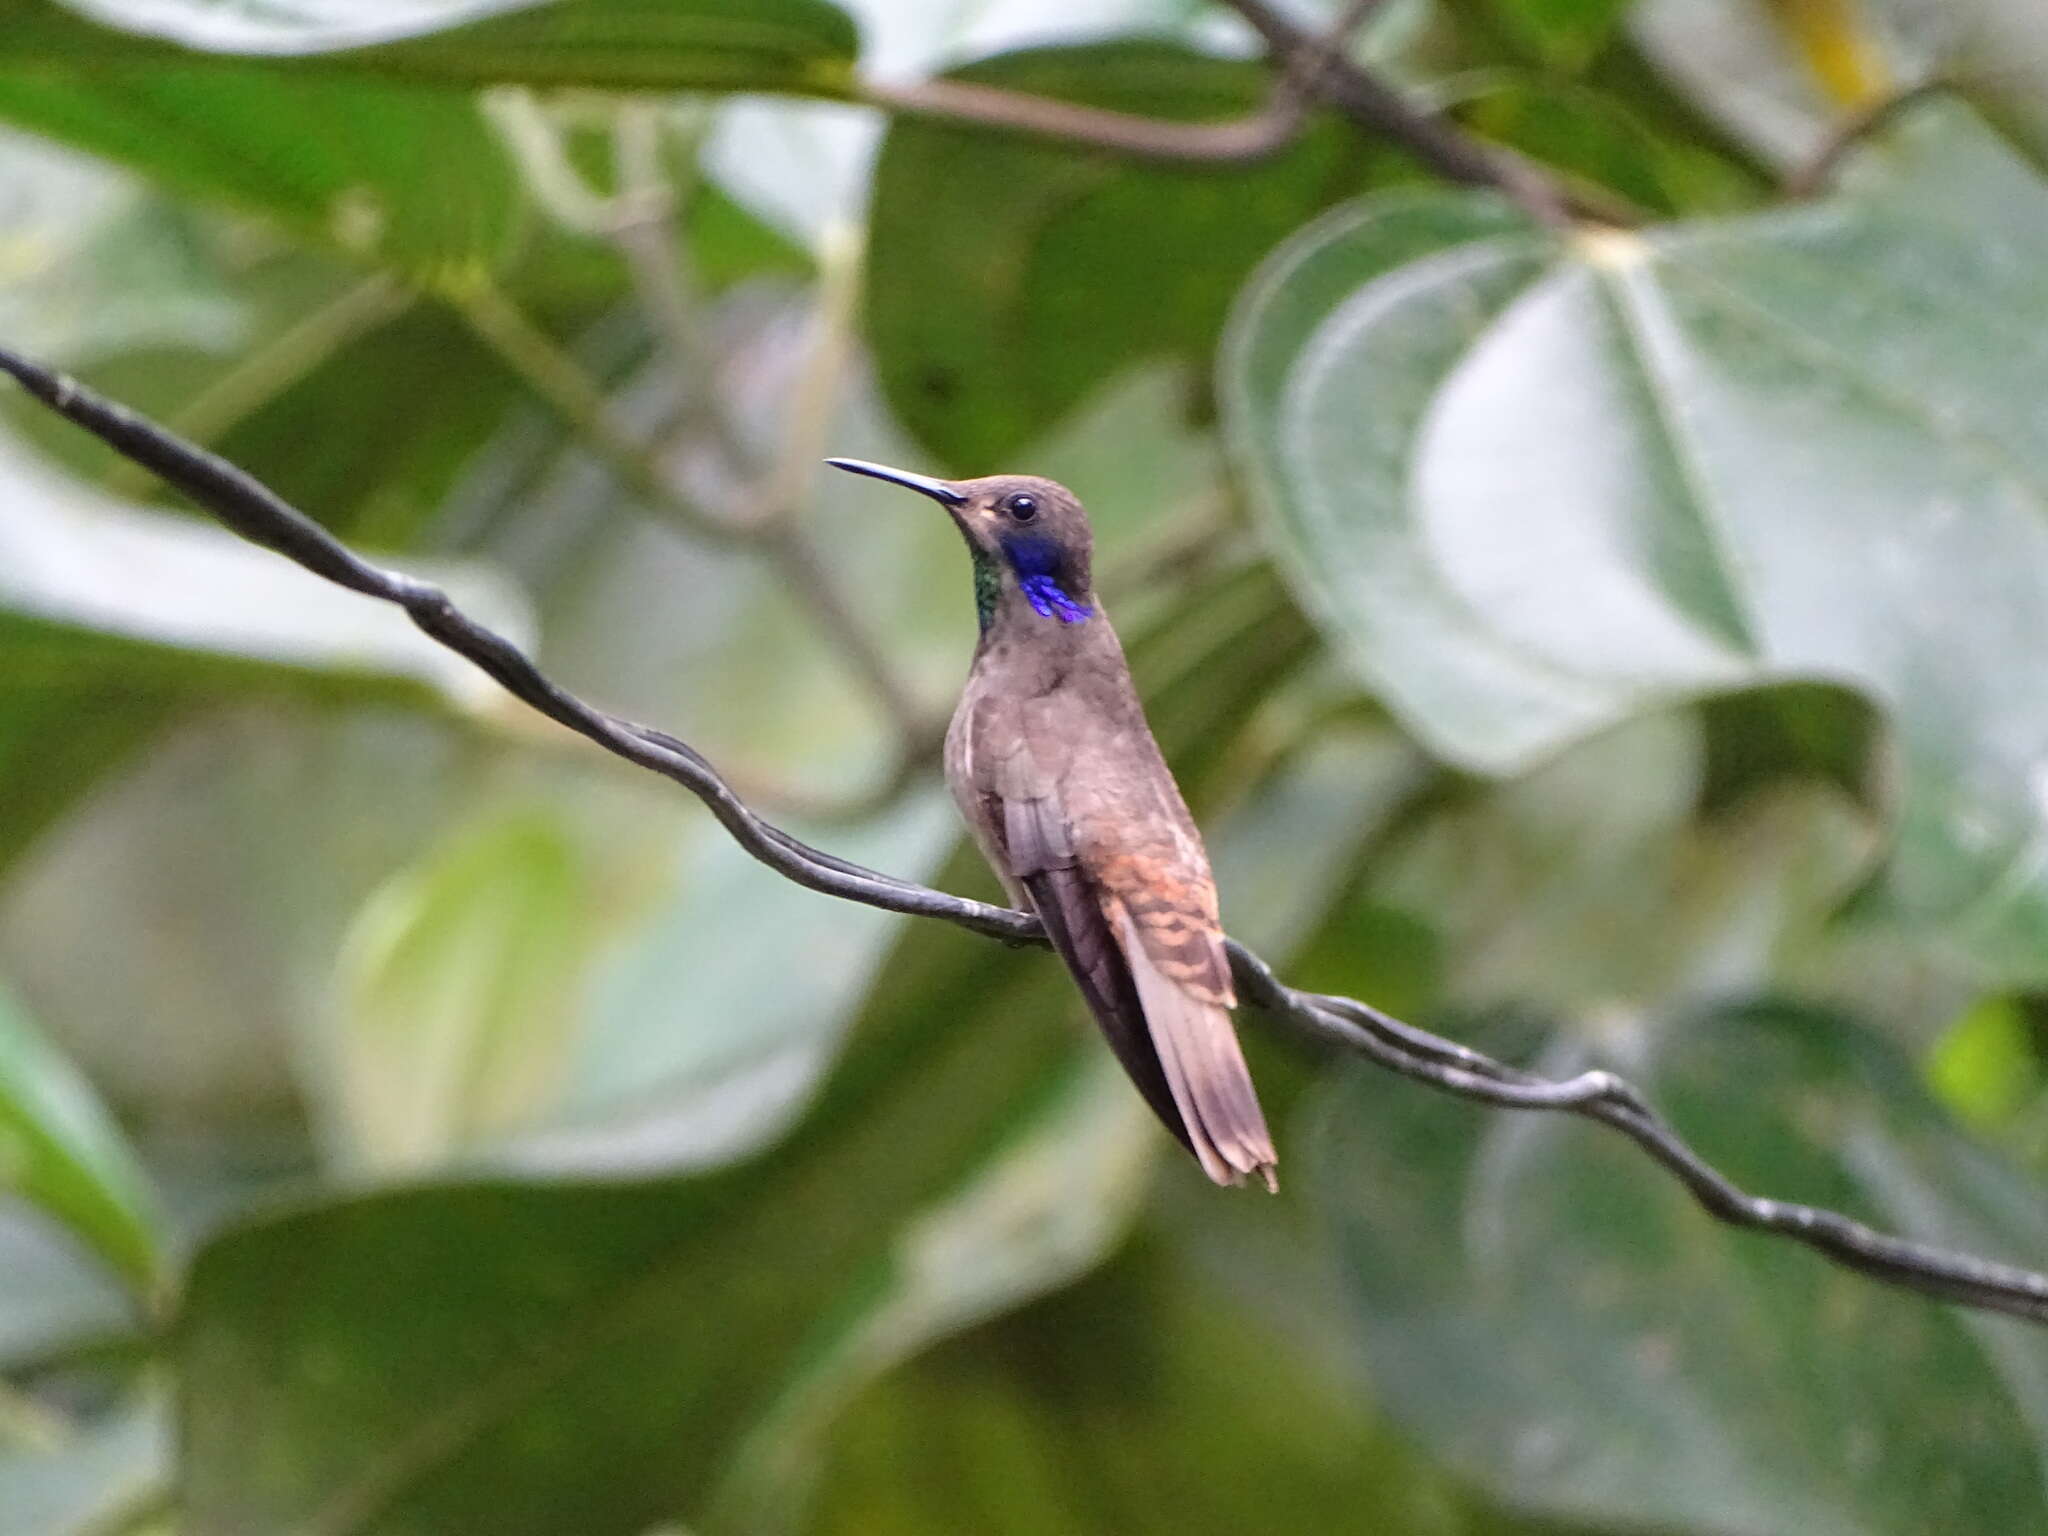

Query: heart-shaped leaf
left=1224, top=103, right=2048, bottom=983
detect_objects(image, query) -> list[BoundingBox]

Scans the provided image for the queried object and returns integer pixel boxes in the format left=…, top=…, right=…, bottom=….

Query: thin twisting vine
left=4, top=345, right=2046, bottom=1325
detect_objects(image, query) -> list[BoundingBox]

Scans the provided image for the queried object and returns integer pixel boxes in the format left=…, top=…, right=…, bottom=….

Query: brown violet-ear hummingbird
left=825, top=457, right=1277, bottom=1190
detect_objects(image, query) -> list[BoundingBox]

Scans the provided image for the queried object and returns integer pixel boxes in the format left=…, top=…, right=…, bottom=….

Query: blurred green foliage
left=2, top=1, right=2048, bottom=1533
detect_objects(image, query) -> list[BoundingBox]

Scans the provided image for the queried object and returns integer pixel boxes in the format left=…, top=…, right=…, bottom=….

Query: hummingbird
left=825, top=458, right=1277, bottom=1189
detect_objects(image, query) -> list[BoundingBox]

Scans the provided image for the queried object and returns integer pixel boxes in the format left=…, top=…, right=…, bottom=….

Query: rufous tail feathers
left=1110, top=899, right=1277, bottom=1190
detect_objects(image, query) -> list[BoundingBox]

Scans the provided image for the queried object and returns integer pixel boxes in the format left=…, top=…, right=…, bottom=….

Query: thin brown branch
left=452, top=278, right=746, bottom=546
left=608, top=100, right=762, bottom=478
left=9, top=345, right=2048, bottom=1324
left=1220, top=0, right=1583, bottom=227
left=763, top=519, right=932, bottom=741
left=451, top=273, right=933, bottom=752
left=858, top=0, right=1384, bottom=166
left=1786, top=79, right=1948, bottom=198
left=100, top=273, right=410, bottom=500
left=858, top=75, right=1313, bottom=164
left=746, top=223, right=940, bottom=746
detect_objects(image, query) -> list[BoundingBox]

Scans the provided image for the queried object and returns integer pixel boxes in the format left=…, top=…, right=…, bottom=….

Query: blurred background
left=5, top=0, right=2048, bottom=1531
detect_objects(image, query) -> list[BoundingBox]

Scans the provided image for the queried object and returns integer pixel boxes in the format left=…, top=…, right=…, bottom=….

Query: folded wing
left=973, top=711, right=1274, bottom=1187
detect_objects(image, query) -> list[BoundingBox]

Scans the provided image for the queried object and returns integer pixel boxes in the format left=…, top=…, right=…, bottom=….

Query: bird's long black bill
left=824, top=457, right=966, bottom=505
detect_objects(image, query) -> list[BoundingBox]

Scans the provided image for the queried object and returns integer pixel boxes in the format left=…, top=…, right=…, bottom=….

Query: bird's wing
left=971, top=694, right=1274, bottom=1187
left=964, top=701, right=1191, bottom=1152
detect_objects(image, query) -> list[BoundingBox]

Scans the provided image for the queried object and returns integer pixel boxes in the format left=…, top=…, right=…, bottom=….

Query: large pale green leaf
left=867, top=40, right=1386, bottom=470
left=1310, top=999, right=2048, bottom=1534
left=0, top=981, right=158, bottom=1289
left=1224, top=104, right=2048, bottom=983
left=517, top=791, right=960, bottom=1174
left=0, top=416, right=529, bottom=871
left=174, top=566, right=1317, bottom=1536
left=0, top=708, right=486, bottom=1142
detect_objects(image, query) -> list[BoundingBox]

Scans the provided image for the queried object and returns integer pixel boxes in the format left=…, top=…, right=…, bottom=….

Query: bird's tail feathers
left=1110, top=899, right=1278, bottom=1191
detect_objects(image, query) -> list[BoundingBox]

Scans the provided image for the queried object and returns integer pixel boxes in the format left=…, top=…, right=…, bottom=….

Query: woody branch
left=3, top=345, right=2045, bottom=1325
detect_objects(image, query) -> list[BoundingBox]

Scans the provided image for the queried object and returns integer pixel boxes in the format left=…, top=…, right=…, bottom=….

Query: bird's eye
left=1006, top=494, right=1039, bottom=522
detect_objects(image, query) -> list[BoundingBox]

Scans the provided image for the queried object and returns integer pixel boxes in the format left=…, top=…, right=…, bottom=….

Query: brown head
left=825, top=458, right=1096, bottom=632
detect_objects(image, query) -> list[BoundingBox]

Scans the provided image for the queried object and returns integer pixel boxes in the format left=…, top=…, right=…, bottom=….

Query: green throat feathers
left=970, top=539, right=1094, bottom=634
left=973, top=547, right=1001, bottom=633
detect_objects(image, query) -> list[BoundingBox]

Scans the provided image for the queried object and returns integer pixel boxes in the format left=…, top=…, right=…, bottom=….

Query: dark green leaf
left=1460, top=79, right=1733, bottom=217
left=0, top=51, right=519, bottom=276
left=1311, top=999, right=2048, bottom=1534
left=868, top=40, right=1384, bottom=470
left=1485, top=0, right=1637, bottom=70
left=807, top=1235, right=1547, bottom=1536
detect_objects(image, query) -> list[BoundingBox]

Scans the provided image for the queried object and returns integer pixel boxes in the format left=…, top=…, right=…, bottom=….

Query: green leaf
left=807, top=1236, right=1547, bottom=1536
left=0, top=709, right=482, bottom=1139
left=0, top=980, right=158, bottom=1290
left=0, top=0, right=858, bottom=275
left=523, top=790, right=960, bottom=1173
left=1486, top=0, right=1637, bottom=70
left=706, top=1054, right=1158, bottom=1532
left=1366, top=713, right=1878, bottom=1015
left=18, top=0, right=859, bottom=92
left=1309, top=999, right=2048, bottom=1534
left=317, top=808, right=593, bottom=1174
left=174, top=565, right=1316, bottom=1536
left=0, top=416, right=531, bottom=872
left=867, top=40, right=1385, bottom=470
left=1460, top=78, right=1744, bottom=217
left=0, top=129, right=245, bottom=366
left=0, top=42, right=521, bottom=277
left=1930, top=996, right=2048, bottom=1132
left=1225, top=103, right=2048, bottom=983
